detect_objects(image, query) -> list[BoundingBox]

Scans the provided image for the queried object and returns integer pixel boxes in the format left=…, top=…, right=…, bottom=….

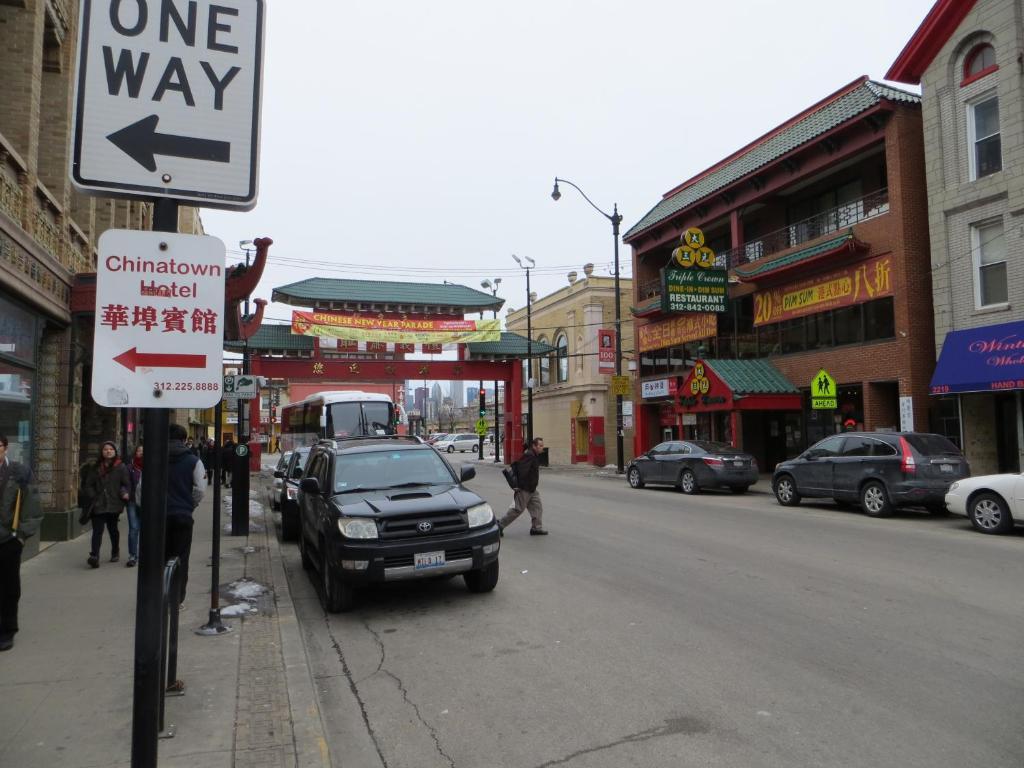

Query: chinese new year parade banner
left=291, top=310, right=501, bottom=344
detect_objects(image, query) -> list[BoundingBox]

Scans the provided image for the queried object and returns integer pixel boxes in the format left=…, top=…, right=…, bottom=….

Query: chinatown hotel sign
left=752, top=253, right=893, bottom=326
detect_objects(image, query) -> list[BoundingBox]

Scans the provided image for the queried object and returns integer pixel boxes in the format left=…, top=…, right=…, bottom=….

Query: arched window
left=538, top=337, right=551, bottom=385
left=555, top=333, right=569, bottom=382
left=964, top=43, right=997, bottom=82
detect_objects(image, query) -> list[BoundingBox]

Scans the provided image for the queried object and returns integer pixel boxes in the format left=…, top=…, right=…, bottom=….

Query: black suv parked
left=772, top=432, right=969, bottom=517
left=297, top=436, right=500, bottom=612
left=273, top=446, right=311, bottom=541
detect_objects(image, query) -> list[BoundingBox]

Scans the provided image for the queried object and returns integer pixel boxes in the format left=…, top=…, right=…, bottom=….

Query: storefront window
left=780, top=318, right=805, bottom=354
left=0, top=362, right=33, bottom=463
left=0, top=296, right=38, bottom=365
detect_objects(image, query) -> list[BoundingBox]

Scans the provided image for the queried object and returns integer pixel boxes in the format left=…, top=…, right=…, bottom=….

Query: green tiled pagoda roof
left=467, top=332, right=555, bottom=358
left=624, top=79, right=919, bottom=241
left=733, top=230, right=864, bottom=279
left=704, top=359, right=798, bottom=395
left=272, top=278, right=504, bottom=312
left=224, top=324, right=313, bottom=351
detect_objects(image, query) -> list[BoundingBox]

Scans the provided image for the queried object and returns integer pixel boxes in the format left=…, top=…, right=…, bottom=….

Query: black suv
left=297, top=436, right=500, bottom=612
left=772, top=431, right=969, bottom=517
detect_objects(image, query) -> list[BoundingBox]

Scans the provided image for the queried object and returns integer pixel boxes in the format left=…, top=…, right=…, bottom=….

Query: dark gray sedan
left=626, top=440, right=759, bottom=494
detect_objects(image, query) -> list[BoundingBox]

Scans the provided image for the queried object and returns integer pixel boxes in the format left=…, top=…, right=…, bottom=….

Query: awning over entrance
left=930, top=319, right=1024, bottom=394
left=680, top=359, right=801, bottom=411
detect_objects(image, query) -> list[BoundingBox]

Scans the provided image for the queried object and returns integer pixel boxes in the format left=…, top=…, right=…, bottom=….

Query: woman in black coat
left=86, top=441, right=130, bottom=569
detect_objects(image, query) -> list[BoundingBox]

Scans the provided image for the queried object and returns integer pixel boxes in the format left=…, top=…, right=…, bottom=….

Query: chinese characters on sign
left=638, top=313, right=717, bottom=353
left=91, top=231, right=225, bottom=407
left=753, top=254, right=893, bottom=326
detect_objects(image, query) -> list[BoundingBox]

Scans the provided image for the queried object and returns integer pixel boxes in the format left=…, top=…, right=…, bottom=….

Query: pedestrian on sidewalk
left=165, top=423, right=206, bottom=606
left=221, top=436, right=235, bottom=487
left=498, top=437, right=548, bottom=536
left=0, top=434, right=43, bottom=651
left=124, top=444, right=143, bottom=568
left=86, top=441, right=130, bottom=568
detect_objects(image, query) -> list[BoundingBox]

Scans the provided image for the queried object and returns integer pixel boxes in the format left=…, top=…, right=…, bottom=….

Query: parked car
left=266, top=450, right=293, bottom=510
left=297, top=436, right=500, bottom=612
left=772, top=432, right=969, bottom=517
left=433, top=433, right=481, bottom=453
left=274, top=446, right=312, bottom=541
left=626, top=440, right=758, bottom=494
left=945, top=473, right=1024, bottom=534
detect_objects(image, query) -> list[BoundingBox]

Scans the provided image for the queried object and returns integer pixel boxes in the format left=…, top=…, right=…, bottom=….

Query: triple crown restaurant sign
left=92, top=230, right=226, bottom=408
left=71, top=0, right=265, bottom=209
left=663, top=227, right=728, bottom=313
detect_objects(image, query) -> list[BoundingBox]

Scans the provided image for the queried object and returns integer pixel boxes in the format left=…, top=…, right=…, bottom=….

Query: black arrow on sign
left=106, top=115, right=231, bottom=173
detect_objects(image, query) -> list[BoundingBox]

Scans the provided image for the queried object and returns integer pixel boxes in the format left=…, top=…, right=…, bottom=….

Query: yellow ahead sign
left=474, top=418, right=488, bottom=436
left=811, top=368, right=837, bottom=409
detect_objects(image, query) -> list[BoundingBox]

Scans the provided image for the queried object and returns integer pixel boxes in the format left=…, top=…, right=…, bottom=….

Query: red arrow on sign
left=113, top=347, right=207, bottom=372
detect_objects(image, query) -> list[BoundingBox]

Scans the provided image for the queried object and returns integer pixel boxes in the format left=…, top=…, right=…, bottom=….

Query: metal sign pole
left=131, top=198, right=176, bottom=768
left=198, top=400, right=230, bottom=635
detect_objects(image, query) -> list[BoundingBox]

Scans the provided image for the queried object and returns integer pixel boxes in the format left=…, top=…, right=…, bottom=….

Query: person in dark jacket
left=221, top=437, right=236, bottom=487
left=86, top=441, right=130, bottom=568
left=0, top=434, right=43, bottom=651
left=498, top=437, right=548, bottom=535
left=165, top=423, right=206, bottom=605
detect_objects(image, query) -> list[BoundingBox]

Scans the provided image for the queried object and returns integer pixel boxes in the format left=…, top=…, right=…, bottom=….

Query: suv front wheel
left=321, top=548, right=355, bottom=613
left=464, top=559, right=499, bottom=593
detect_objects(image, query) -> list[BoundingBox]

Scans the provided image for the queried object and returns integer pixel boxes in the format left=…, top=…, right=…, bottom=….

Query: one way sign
left=71, top=0, right=265, bottom=210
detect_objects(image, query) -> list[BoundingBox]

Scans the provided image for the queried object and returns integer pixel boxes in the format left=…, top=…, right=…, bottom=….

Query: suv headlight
left=467, top=502, right=494, bottom=528
left=337, top=517, right=378, bottom=539
left=949, top=482, right=959, bottom=492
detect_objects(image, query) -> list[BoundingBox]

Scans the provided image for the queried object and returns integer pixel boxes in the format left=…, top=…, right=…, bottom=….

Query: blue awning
left=930, top=319, right=1024, bottom=395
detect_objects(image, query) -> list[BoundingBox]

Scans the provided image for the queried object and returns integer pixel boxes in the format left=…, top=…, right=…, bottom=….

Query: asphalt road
left=276, top=462, right=1024, bottom=768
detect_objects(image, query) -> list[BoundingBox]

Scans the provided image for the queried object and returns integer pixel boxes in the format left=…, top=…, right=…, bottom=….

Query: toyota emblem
left=417, top=521, right=433, bottom=533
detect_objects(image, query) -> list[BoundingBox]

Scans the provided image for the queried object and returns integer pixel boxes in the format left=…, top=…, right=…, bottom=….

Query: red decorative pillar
left=505, top=361, right=523, bottom=463
left=248, top=356, right=262, bottom=471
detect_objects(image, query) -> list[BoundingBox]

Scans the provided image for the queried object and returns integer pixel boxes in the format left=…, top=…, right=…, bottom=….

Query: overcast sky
left=204, top=0, right=936, bottom=326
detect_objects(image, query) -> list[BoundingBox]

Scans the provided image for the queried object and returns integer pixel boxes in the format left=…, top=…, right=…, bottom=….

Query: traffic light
left=479, top=389, right=486, bottom=417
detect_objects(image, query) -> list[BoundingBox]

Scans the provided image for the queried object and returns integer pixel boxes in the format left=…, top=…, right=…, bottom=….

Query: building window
left=555, top=333, right=568, bottom=382
left=964, top=43, right=996, bottom=82
left=538, top=337, right=551, bottom=386
left=864, top=297, right=895, bottom=341
left=968, top=95, right=1001, bottom=179
left=972, top=221, right=1008, bottom=307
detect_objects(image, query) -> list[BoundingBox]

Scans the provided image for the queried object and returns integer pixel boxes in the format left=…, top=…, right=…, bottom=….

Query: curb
left=265, top=524, right=332, bottom=767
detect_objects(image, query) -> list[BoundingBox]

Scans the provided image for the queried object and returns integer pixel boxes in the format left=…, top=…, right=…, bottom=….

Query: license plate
left=940, top=464, right=953, bottom=473
left=734, top=460, right=744, bottom=467
left=414, top=550, right=446, bottom=571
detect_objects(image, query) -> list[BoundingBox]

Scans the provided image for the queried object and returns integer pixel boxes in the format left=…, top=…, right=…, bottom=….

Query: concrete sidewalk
left=0, top=476, right=330, bottom=768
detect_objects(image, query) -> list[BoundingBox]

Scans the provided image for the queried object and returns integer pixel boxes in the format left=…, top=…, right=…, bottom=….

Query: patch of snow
left=220, top=603, right=256, bottom=617
left=227, top=577, right=269, bottom=601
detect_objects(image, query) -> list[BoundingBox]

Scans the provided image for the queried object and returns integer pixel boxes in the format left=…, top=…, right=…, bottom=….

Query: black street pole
left=131, top=198, right=175, bottom=768
left=198, top=400, right=230, bottom=635
left=526, top=266, right=533, bottom=448
left=612, top=206, right=624, bottom=475
left=551, top=179, right=625, bottom=473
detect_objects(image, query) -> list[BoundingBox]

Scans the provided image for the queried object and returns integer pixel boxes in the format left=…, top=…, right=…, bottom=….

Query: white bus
left=280, top=391, right=404, bottom=451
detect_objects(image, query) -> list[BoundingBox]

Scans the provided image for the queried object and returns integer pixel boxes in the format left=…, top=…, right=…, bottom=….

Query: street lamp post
left=551, top=178, right=625, bottom=474
left=512, top=255, right=535, bottom=447
left=481, top=277, right=503, bottom=462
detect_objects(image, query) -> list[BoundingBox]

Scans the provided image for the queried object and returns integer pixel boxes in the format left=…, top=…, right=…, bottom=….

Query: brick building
left=623, top=77, right=935, bottom=469
left=505, top=268, right=634, bottom=467
left=888, top=0, right=1024, bottom=474
left=0, top=0, right=203, bottom=550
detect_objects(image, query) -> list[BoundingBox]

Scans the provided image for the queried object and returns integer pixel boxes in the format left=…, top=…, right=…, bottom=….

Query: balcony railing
left=637, top=188, right=889, bottom=302
left=720, top=187, right=888, bottom=268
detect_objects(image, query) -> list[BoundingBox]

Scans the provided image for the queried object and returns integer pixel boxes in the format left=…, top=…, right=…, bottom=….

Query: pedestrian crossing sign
left=811, top=369, right=837, bottom=410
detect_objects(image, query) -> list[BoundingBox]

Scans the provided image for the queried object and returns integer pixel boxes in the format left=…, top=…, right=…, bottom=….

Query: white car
left=945, top=473, right=1024, bottom=534
left=433, top=433, right=481, bottom=453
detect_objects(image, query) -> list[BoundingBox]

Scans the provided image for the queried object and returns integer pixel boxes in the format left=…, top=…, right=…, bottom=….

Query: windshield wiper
left=336, top=481, right=436, bottom=493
